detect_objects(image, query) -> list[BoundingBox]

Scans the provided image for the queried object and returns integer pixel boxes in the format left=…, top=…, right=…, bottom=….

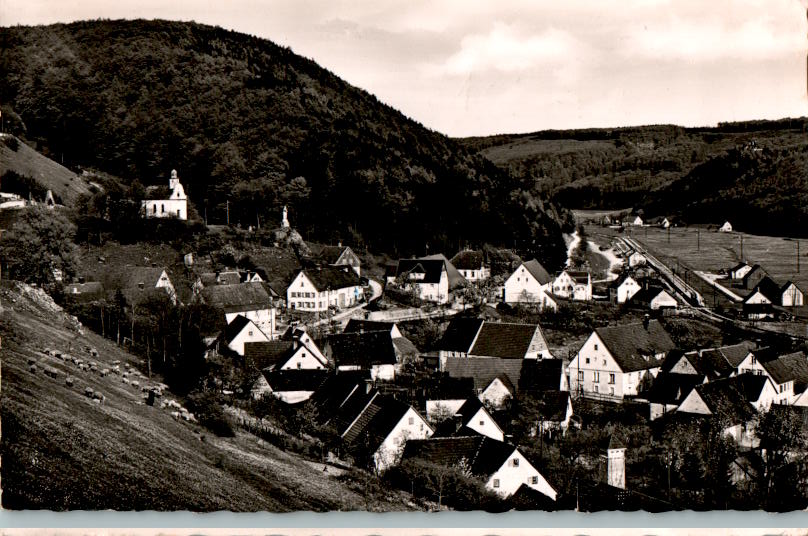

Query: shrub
left=185, top=390, right=235, bottom=437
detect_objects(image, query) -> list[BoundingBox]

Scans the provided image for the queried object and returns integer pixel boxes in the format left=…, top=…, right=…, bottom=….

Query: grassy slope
left=0, top=135, right=93, bottom=206
left=0, top=281, right=416, bottom=511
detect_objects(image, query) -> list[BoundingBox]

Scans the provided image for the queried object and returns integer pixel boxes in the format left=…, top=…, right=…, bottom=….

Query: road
left=305, top=278, right=383, bottom=329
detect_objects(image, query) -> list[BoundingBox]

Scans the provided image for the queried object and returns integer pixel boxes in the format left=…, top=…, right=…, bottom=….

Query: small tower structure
left=601, top=434, right=626, bottom=490
left=281, top=205, right=290, bottom=228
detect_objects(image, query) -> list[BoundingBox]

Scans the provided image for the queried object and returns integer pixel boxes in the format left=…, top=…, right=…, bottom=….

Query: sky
left=1, top=0, right=806, bottom=136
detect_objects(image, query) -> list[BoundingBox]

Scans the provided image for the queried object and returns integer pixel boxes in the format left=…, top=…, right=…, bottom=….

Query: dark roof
left=444, top=357, right=524, bottom=392
left=760, top=351, right=808, bottom=388
left=469, top=322, right=547, bottom=359
left=563, top=270, right=591, bottom=284
left=450, top=250, right=485, bottom=270
left=392, top=336, right=419, bottom=357
left=301, top=265, right=360, bottom=292
left=438, top=317, right=484, bottom=353
left=432, top=397, right=497, bottom=437
left=223, top=315, right=257, bottom=344
left=730, top=262, right=749, bottom=273
left=344, top=319, right=397, bottom=334
left=630, top=286, right=674, bottom=306
left=316, top=245, right=350, bottom=264
left=123, top=266, right=168, bottom=289
left=781, top=280, right=802, bottom=294
left=522, top=259, right=552, bottom=285
left=604, top=434, right=626, bottom=450
left=419, top=254, right=466, bottom=289
left=691, top=376, right=759, bottom=424
left=342, top=394, right=415, bottom=456
left=200, top=282, right=270, bottom=312
left=534, top=391, right=571, bottom=422
left=244, top=341, right=295, bottom=370
left=401, top=435, right=519, bottom=479
left=327, top=331, right=398, bottom=367
left=593, top=320, right=676, bottom=372
left=394, top=259, right=447, bottom=284
left=683, top=350, right=734, bottom=380
left=609, top=273, right=638, bottom=289
left=64, top=281, right=104, bottom=300
left=717, top=341, right=757, bottom=368
left=426, top=376, right=476, bottom=400
left=518, top=359, right=565, bottom=392
left=309, top=373, right=369, bottom=422
left=751, top=276, right=783, bottom=304
left=330, top=388, right=379, bottom=434
left=645, top=372, right=705, bottom=405
left=261, top=369, right=329, bottom=392
left=742, top=264, right=768, bottom=285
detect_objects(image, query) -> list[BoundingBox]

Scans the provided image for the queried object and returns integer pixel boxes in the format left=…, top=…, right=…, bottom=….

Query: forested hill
left=0, top=19, right=570, bottom=267
left=459, top=120, right=808, bottom=237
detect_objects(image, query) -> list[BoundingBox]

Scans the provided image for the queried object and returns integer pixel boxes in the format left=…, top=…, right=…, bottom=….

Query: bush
left=185, top=390, right=235, bottom=437
left=3, top=136, right=19, bottom=151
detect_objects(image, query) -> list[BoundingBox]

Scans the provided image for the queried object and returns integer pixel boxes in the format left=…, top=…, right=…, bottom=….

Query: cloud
left=443, top=23, right=582, bottom=74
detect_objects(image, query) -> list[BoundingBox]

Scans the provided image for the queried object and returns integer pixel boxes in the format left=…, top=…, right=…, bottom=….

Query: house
left=443, top=357, right=525, bottom=409
left=435, top=317, right=485, bottom=359
left=643, top=371, right=707, bottom=420
left=63, top=281, right=105, bottom=302
left=503, top=259, right=556, bottom=309
left=629, top=286, right=678, bottom=310
left=627, top=251, right=646, bottom=267
left=315, top=244, right=361, bottom=276
left=324, top=330, right=417, bottom=380
left=551, top=270, right=592, bottom=301
left=287, top=265, right=363, bottom=312
left=719, top=221, right=733, bottom=232
left=736, top=348, right=808, bottom=405
left=251, top=369, right=329, bottom=404
left=431, top=397, right=505, bottom=441
left=610, top=274, right=642, bottom=304
left=450, top=250, right=490, bottom=282
left=740, top=264, right=769, bottom=290
left=568, top=319, right=676, bottom=400
left=534, top=391, right=574, bottom=436
left=728, top=262, right=752, bottom=280
left=243, top=339, right=329, bottom=372
left=517, top=359, right=569, bottom=392
left=218, top=314, right=271, bottom=356
left=110, top=266, right=177, bottom=306
left=780, top=281, right=804, bottom=307
left=343, top=319, right=402, bottom=338
left=332, top=390, right=433, bottom=472
left=661, top=346, right=740, bottom=381
left=141, top=169, right=187, bottom=220
left=467, top=322, right=553, bottom=360
left=631, top=215, right=644, bottom=226
left=387, top=255, right=466, bottom=304
left=200, top=282, right=276, bottom=337
left=401, top=436, right=557, bottom=500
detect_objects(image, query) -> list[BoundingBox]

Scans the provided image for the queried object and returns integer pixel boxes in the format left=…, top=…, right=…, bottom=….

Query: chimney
left=138, top=282, right=145, bottom=290
left=643, top=314, right=650, bottom=330
left=338, top=240, right=342, bottom=247
left=151, top=262, right=157, bottom=268
left=364, top=379, right=373, bottom=394
left=453, top=413, right=463, bottom=433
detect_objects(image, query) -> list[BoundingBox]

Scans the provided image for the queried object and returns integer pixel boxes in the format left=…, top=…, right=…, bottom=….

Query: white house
left=219, top=315, right=270, bottom=356
left=450, top=250, right=490, bottom=282
left=631, top=215, right=644, bottom=226
left=535, top=391, right=574, bottom=436
left=244, top=339, right=329, bottom=373
left=781, top=282, right=804, bottom=307
left=735, top=348, right=808, bottom=405
left=610, top=274, right=642, bottom=304
left=431, top=397, right=505, bottom=441
left=200, top=282, right=276, bottom=338
left=287, top=265, right=363, bottom=312
left=324, top=330, right=415, bottom=381
left=631, top=286, right=678, bottom=310
left=627, top=251, right=646, bottom=267
left=251, top=369, right=329, bottom=404
left=552, top=270, right=592, bottom=301
left=401, top=436, right=557, bottom=500
left=503, top=259, right=556, bottom=309
left=316, top=245, right=362, bottom=276
left=720, top=221, right=733, bottom=232
left=387, top=257, right=462, bottom=304
left=568, top=319, right=676, bottom=400
left=114, top=266, right=178, bottom=306
left=142, top=169, right=188, bottom=220
left=728, top=262, right=753, bottom=281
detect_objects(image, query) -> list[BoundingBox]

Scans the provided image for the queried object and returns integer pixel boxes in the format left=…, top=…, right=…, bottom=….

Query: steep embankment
left=0, top=280, right=417, bottom=511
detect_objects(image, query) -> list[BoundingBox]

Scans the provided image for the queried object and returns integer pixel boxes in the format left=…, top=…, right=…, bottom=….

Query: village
left=6, top=163, right=806, bottom=512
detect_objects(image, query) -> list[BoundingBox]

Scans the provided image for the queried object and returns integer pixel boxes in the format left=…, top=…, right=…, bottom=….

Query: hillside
left=0, top=280, right=419, bottom=511
left=0, top=134, right=94, bottom=206
left=0, top=19, right=570, bottom=267
left=459, top=119, right=808, bottom=237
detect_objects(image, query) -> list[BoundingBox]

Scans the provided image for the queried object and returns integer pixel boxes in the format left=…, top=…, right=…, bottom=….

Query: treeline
left=0, top=19, right=571, bottom=269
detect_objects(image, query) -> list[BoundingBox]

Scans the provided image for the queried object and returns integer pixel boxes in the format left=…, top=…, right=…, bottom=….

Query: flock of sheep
left=29, top=345, right=196, bottom=422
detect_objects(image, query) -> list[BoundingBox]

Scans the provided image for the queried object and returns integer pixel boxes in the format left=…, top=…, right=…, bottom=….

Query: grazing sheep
left=112, top=360, right=121, bottom=365
left=27, top=357, right=37, bottom=366
left=44, top=348, right=53, bottom=356
left=84, top=387, right=94, bottom=398
left=100, top=369, right=110, bottom=377
left=29, top=364, right=37, bottom=373
left=170, top=411, right=181, bottom=420
left=90, top=348, right=99, bottom=357
left=44, top=367, right=60, bottom=379
left=122, top=378, right=130, bottom=385
left=54, top=351, right=62, bottom=358
left=121, top=372, right=128, bottom=379
left=93, top=398, right=101, bottom=404
left=131, top=380, right=140, bottom=388
left=65, top=376, right=74, bottom=387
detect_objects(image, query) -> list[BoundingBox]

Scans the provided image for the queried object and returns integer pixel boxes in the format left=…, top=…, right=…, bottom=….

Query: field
left=0, top=280, right=418, bottom=511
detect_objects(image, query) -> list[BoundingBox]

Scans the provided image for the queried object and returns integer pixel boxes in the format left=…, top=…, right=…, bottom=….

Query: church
left=141, top=169, right=188, bottom=220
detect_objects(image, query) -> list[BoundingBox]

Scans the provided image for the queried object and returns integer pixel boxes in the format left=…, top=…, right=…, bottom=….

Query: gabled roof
left=691, top=375, right=760, bottom=424
left=401, top=436, right=518, bottom=480
left=244, top=341, right=294, bottom=369
left=419, top=254, right=466, bottom=289
left=425, top=376, right=476, bottom=400
left=327, top=330, right=399, bottom=367
left=682, top=350, right=734, bottom=380
left=717, top=341, right=758, bottom=368
left=450, top=250, right=486, bottom=271
left=444, top=357, right=524, bottom=393
left=630, top=286, right=674, bottom=306
left=222, top=315, right=259, bottom=344
left=593, top=320, right=676, bottom=372
left=760, top=351, right=808, bottom=388
left=561, top=270, right=591, bottom=284
left=521, top=259, right=552, bottom=285
left=469, top=322, right=548, bottom=359
left=730, top=262, right=749, bottom=273
left=742, top=264, right=768, bottom=285
left=518, top=359, right=565, bottom=392
left=534, top=391, right=571, bottom=422
left=260, top=369, right=329, bottom=393
left=392, top=336, right=419, bottom=357
left=609, top=273, right=638, bottom=289
left=433, top=397, right=494, bottom=437
left=342, top=394, right=418, bottom=456
left=344, top=319, right=398, bottom=335
left=645, top=372, right=705, bottom=405
left=299, top=265, right=360, bottom=292
left=438, top=317, right=484, bottom=353
left=200, top=282, right=270, bottom=313
left=316, top=245, right=351, bottom=265
left=394, top=259, right=447, bottom=284
left=751, top=276, right=783, bottom=304
left=604, top=434, right=626, bottom=451
left=781, top=280, right=802, bottom=293
left=308, top=373, right=370, bottom=422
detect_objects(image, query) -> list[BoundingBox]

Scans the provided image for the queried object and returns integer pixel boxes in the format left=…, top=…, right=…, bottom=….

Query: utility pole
left=697, top=229, right=700, bottom=252
left=226, top=200, right=230, bottom=225
left=740, top=235, right=744, bottom=261
left=667, top=225, right=670, bottom=244
left=798, top=240, right=800, bottom=274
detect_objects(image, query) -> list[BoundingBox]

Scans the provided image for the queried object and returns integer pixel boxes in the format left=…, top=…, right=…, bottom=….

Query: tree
left=755, top=406, right=808, bottom=510
left=0, top=206, right=79, bottom=285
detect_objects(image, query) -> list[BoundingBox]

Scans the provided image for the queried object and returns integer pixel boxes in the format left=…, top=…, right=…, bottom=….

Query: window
left=512, top=458, right=519, bottom=467
left=610, top=386, right=615, bottom=395
left=594, top=344, right=598, bottom=351
left=577, top=371, right=584, bottom=381
left=602, top=359, right=606, bottom=366
left=593, top=372, right=600, bottom=382
left=161, top=204, right=165, bottom=213
left=296, top=362, right=301, bottom=369
left=300, top=281, right=304, bottom=287
left=480, top=420, right=485, bottom=426
left=594, top=385, right=599, bottom=393
left=408, top=417, right=414, bottom=425
left=609, top=373, right=615, bottom=384
left=248, top=330, right=254, bottom=336
left=751, top=356, right=756, bottom=365
left=493, top=479, right=500, bottom=488
left=585, top=358, right=590, bottom=364
left=530, top=476, right=539, bottom=485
